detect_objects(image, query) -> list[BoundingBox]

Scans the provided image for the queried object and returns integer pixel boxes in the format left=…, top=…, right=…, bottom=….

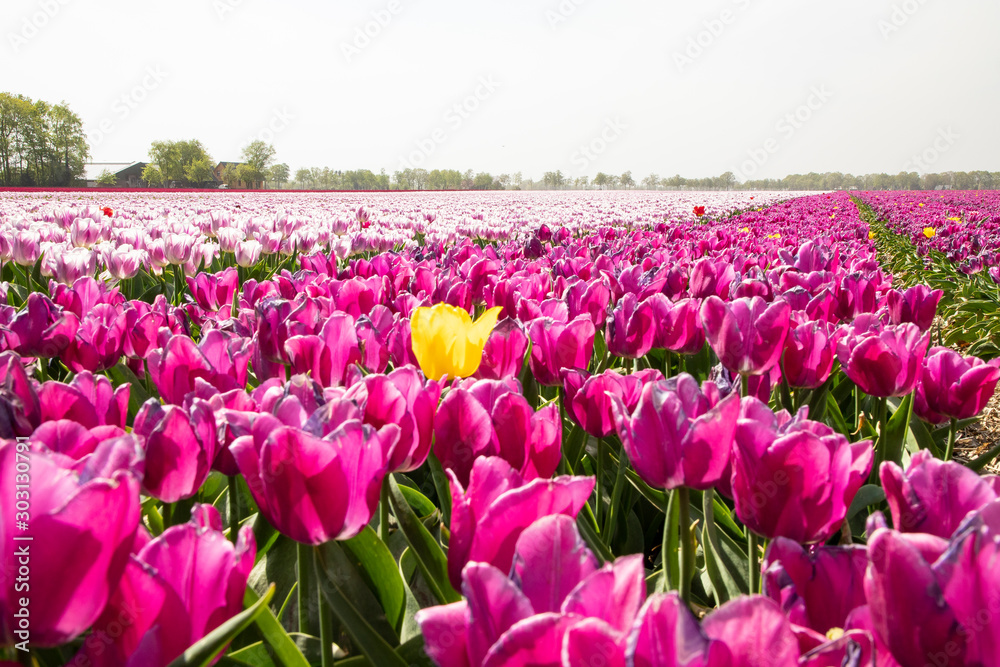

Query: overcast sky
left=3, top=0, right=997, bottom=181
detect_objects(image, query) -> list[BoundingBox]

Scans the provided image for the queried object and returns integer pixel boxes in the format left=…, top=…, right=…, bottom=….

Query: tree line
left=0, top=92, right=89, bottom=187
left=139, top=139, right=288, bottom=189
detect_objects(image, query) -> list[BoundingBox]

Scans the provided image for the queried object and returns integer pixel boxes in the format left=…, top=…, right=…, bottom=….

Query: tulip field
left=4, top=187, right=1000, bottom=667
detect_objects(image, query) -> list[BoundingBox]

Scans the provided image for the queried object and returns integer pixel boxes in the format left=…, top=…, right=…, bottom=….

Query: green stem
left=748, top=531, right=761, bottom=594
left=298, top=541, right=312, bottom=635
left=678, top=487, right=693, bottom=605
left=162, top=502, right=173, bottom=528
left=602, top=445, right=629, bottom=546
left=594, top=439, right=604, bottom=528
left=869, top=396, right=889, bottom=484
left=662, top=489, right=679, bottom=593
left=227, top=476, right=240, bottom=543
left=740, top=373, right=749, bottom=399
left=318, top=554, right=335, bottom=667
left=945, top=417, right=958, bottom=461
left=378, top=478, right=390, bottom=543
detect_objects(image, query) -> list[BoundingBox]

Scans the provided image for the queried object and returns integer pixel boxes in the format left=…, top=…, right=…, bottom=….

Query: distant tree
left=594, top=172, right=609, bottom=189
left=239, top=140, right=277, bottom=188
left=142, top=164, right=164, bottom=187
left=513, top=172, right=523, bottom=189
left=96, top=169, right=117, bottom=186
left=497, top=173, right=511, bottom=189
left=184, top=157, right=213, bottom=186
left=0, top=93, right=88, bottom=186
left=268, top=163, right=291, bottom=188
left=640, top=173, right=659, bottom=190
left=620, top=171, right=635, bottom=190
left=473, top=172, right=495, bottom=190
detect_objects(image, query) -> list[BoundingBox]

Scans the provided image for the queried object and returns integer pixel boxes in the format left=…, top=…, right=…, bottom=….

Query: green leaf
left=397, top=484, right=438, bottom=518
left=313, top=545, right=409, bottom=667
left=847, top=484, right=886, bottom=521
left=340, top=527, right=406, bottom=635
left=166, top=585, right=275, bottom=667
left=385, top=475, right=461, bottom=605
left=881, top=393, right=913, bottom=467
left=243, top=586, right=312, bottom=667
left=106, top=361, right=154, bottom=420
left=426, top=454, right=452, bottom=526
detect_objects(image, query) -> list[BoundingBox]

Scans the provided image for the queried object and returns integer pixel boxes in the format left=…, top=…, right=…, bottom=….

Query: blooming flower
left=410, top=303, right=503, bottom=381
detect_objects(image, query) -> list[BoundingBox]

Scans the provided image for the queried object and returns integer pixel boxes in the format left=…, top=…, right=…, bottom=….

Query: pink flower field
left=2, top=188, right=999, bottom=667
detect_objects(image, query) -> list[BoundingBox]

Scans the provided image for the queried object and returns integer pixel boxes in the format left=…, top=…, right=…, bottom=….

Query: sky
left=3, top=0, right=998, bottom=182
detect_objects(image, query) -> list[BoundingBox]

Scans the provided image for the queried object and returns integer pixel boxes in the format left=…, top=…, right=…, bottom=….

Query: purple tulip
left=611, top=373, right=739, bottom=491
left=527, top=315, right=596, bottom=386
left=688, top=258, right=736, bottom=299
left=914, top=346, right=1000, bottom=424
left=880, top=450, right=999, bottom=537
left=732, top=399, right=873, bottom=543
left=936, top=499, right=1000, bottom=664
left=231, top=415, right=398, bottom=544
left=0, top=352, right=40, bottom=438
left=283, top=312, right=362, bottom=388
left=9, top=292, right=78, bottom=359
left=420, top=515, right=640, bottom=667
left=133, top=397, right=218, bottom=503
left=475, top=318, right=528, bottom=380
left=565, top=278, right=612, bottom=327
left=38, top=371, right=129, bottom=430
left=434, top=381, right=562, bottom=488
left=186, top=266, right=240, bottom=314
left=886, top=284, right=942, bottom=331
left=72, top=504, right=255, bottom=667
left=628, top=594, right=800, bottom=667
left=701, top=296, right=791, bottom=376
left=649, top=296, right=706, bottom=355
left=0, top=436, right=142, bottom=646
left=61, top=303, right=127, bottom=373
left=606, top=293, right=657, bottom=358
left=781, top=320, right=840, bottom=389
left=344, top=367, right=441, bottom=473
left=446, top=456, right=594, bottom=588
left=563, top=368, right=661, bottom=439
left=762, top=538, right=868, bottom=635
left=865, top=527, right=965, bottom=667
left=837, top=322, right=928, bottom=397
left=834, top=272, right=880, bottom=321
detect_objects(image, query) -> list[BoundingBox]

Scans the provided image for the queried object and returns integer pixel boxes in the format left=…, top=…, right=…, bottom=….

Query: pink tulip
left=914, top=346, right=1000, bottom=424
left=186, top=266, right=240, bottom=314
left=9, top=293, right=78, bottom=359
left=476, top=318, right=528, bottom=380
left=563, top=368, right=662, bottom=438
left=231, top=415, right=398, bottom=544
left=732, top=399, right=872, bottom=543
left=837, top=322, right=928, bottom=397
left=133, top=397, right=218, bottom=503
left=781, top=320, right=840, bottom=389
left=72, top=505, right=255, bottom=667
left=283, top=312, right=362, bottom=388
left=0, top=437, right=142, bottom=646
left=611, top=373, right=739, bottom=491
left=762, top=538, right=868, bottom=635
left=650, top=296, right=706, bottom=355
left=606, top=293, right=656, bottom=359
left=344, top=367, right=441, bottom=473
left=701, top=296, right=791, bottom=376
left=61, top=303, right=127, bottom=372
left=886, top=284, right=942, bottom=331
left=880, top=450, right=999, bottom=538
left=527, top=316, right=596, bottom=386
left=0, top=352, right=40, bottom=438
left=446, top=457, right=594, bottom=588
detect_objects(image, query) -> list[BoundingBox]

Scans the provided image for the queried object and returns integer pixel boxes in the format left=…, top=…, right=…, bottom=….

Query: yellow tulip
left=923, top=227, right=936, bottom=238
left=868, top=230, right=876, bottom=240
left=410, top=304, right=503, bottom=380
